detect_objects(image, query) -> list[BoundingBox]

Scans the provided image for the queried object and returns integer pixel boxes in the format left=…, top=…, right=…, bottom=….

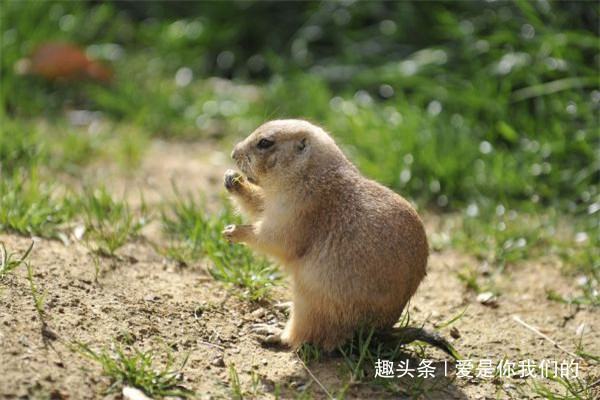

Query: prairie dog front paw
left=222, top=224, right=238, bottom=242
left=224, top=169, right=245, bottom=192
left=222, top=224, right=254, bottom=243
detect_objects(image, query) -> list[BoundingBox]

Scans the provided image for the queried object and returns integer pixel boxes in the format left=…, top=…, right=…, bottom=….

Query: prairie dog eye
left=257, top=138, right=274, bottom=149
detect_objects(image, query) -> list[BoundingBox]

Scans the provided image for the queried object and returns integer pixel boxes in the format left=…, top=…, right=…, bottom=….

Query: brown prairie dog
left=223, top=119, right=428, bottom=351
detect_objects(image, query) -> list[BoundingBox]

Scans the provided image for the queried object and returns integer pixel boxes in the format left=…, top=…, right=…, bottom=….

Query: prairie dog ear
left=295, top=137, right=308, bottom=153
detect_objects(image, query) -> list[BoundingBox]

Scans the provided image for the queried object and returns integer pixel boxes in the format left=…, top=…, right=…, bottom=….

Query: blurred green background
left=1, top=1, right=598, bottom=267
left=3, top=1, right=598, bottom=212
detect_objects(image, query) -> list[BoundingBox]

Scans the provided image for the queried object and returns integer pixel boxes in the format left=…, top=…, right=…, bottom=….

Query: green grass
left=295, top=310, right=465, bottom=397
left=3, top=2, right=597, bottom=214
left=74, top=340, right=194, bottom=398
left=159, top=186, right=214, bottom=264
left=574, top=337, right=600, bottom=363
left=228, top=364, right=261, bottom=399
left=228, top=364, right=243, bottom=400
left=547, top=290, right=600, bottom=307
left=2, top=1, right=597, bottom=236
left=80, top=187, right=150, bottom=257
left=331, top=326, right=452, bottom=396
left=0, top=118, right=149, bottom=177
left=447, top=206, right=599, bottom=305
left=1, top=119, right=96, bottom=175
left=531, top=374, right=597, bottom=400
left=0, top=170, right=75, bottom=238
left=321, top=320, right=596, bottom=399
left=161, top=189, right=281, bottom=301
left=454, top=211, right=551, bottom=268
left=204, top=208, right=281, bottom=301
left=25, top=260, right=46, bottom=322
left=336, top=326, right=379, bottom=383
left=0, top=241, right=34, bottom=277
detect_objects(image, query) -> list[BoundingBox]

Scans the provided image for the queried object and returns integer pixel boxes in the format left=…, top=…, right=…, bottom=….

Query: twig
left=588, top=378, right=600, bottom=388
left=512, top=315, right=579, bottom=359
left=198, top=340, right=225, bottom=350
left=295, top=352, right=333, bottom=399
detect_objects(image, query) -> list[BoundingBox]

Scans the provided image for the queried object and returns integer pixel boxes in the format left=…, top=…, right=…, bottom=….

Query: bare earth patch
left=1, top=140, right=598, bottom=399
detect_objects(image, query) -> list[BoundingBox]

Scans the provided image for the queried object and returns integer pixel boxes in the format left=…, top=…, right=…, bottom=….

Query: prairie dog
left=223, top=119, right=428, bottom=350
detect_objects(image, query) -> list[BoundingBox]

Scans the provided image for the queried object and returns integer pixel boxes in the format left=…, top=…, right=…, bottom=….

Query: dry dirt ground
left=1, top=140, right=598, bottom=399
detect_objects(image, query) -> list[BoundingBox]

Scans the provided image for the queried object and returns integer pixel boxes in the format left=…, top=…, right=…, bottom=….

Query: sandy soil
left=1, top=140, right=598, bottom=399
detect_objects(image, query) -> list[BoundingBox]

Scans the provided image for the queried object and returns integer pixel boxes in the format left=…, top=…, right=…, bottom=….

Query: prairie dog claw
left=251, top=323, right=284, bottom=345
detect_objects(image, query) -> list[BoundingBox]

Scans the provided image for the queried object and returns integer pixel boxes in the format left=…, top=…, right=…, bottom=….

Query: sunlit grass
left=295, top=310, right=465, bottom=397
left=80, top=187, right=150, bottom=257
left=74, top=340, right=194, bottom=397
left=160, top=189, right=281, bottom=301
left=0, top=241, right=33, bottom=277
left=531, top=372, right=597, bottom=400
left=449, top=207, right=599, bottom=305
left=0, top=170, right=75, bottom=238
left=25, top=260, right=46, bottom=322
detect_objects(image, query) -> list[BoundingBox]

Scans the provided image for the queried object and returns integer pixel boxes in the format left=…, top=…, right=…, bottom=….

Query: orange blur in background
left=18, top=42, right=112, bottom=82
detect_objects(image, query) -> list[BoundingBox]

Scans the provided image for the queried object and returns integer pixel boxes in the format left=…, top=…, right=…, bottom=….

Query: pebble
left=123, top=386, right=152, bottom=400
left=477, top=291, right=499, bottom=308
left=211, top=356, right=225, bottom=368
left=575, top=323, right=588, bottom=336
left=250, top=308, right=266, bottom=319
left=143, top=294, right=161, bottom=302
left=450, top=327, right=461, bottom=339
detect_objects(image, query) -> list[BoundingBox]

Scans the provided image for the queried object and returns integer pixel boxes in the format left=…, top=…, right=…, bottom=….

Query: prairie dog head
left=231, top=119, right=347, bottom=189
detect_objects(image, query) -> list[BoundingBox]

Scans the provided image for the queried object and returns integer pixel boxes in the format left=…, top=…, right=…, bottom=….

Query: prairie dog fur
left=223, top=119, right=428, bottom=350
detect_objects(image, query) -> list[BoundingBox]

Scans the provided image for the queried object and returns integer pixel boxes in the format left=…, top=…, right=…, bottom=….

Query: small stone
left=143, top=294, right=161, bottom=302
left=450, top=327, right=461, bottom=339
left=261, top=358, right=268, bottom=365
left=123, top=386, right=152, bottom=400
left=211, top=356, right=225, bottom=368
left=73, top=225, right=86, bottom=240
left=289, top=380, right=301, bottom=389
left=477, top=291, right=499, bottom=308
left=250, top=308, right=266, bottom=319
left=502, top=383, right=516, bottom=392
left=479, top=261, right=491, bottom=276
